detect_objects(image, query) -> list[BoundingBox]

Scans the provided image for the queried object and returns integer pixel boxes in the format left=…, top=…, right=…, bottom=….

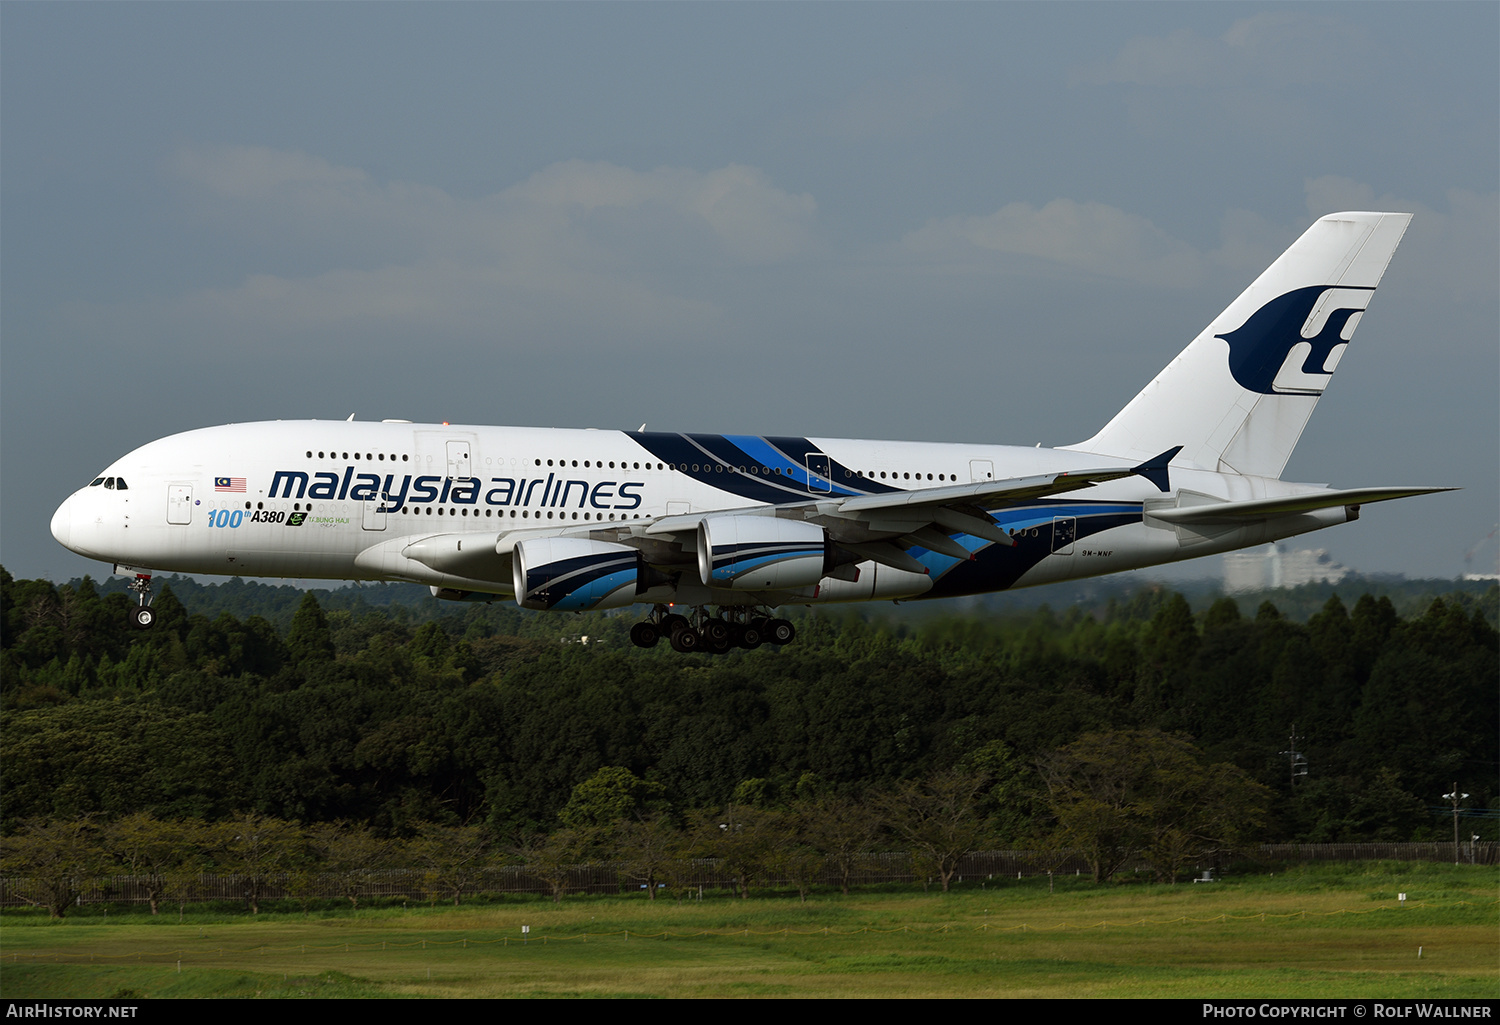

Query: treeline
left=6, top=744, right=1270, bottom=918
left=52, top=567, right=1500, bottom=633
left=2, top=567, right=1495, bottom=853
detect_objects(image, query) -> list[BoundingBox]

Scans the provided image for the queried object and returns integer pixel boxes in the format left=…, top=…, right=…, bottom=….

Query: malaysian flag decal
left=215, top=477, right=247, bottom=492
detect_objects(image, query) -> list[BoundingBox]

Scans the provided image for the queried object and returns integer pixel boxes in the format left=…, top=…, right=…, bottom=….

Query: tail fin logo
left=1218, top=285, right=1374, bottom=396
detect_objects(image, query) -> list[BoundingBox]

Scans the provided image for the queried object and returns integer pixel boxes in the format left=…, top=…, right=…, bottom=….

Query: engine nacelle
left=698, top=515, right=830, bottom=590
left=513, top=537, right=642, bottom=611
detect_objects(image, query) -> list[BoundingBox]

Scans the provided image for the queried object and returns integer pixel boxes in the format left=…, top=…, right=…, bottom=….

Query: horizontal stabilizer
left=1150, top=486, right=1456, bottom=524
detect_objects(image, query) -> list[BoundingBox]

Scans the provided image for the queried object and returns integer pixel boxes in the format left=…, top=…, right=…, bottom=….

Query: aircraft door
left=970, top=459, right=994, bottom=481
left=363, top=493, right=387, bottom=531
left=806, top=453, right=832, bottom=494
left=1051, top=516, right=1076, bottom=555
left=447, top=441, right=472, bottom=480
left=168, top=485, right=193, bottom=524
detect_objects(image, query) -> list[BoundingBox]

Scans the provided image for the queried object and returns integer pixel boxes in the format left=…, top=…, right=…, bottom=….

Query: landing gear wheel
left=738, top=624, right=763, bottom=650
left=669, top=626, right=701, bottom=653
left=126, top=572, right=156, bottom=629
left=661, top=613, right=689, bottom=636
left=702, top=618, right=731, bottom=644
left=766, top=619, right=795, bottom=645
left=630, top=622, right=659, bottom=648
left=704, top=628, right=733, bottom=655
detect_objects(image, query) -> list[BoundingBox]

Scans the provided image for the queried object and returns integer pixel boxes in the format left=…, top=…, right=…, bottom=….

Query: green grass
left=2, top=863, right=1495, bottom=998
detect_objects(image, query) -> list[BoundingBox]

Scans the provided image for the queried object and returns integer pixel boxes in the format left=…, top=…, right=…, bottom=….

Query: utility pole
left=1442, top=786, right=1469, bottom=865
left=1280, top=725, right=1309, bottom=787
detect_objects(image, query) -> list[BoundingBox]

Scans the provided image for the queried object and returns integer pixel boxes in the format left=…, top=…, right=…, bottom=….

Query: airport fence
left=1, top=842, right=1492, bottom=909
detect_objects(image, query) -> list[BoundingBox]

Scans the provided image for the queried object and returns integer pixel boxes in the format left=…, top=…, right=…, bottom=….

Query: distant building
left=1223, top=547, right=1273, bottom=593
left=1224, top=545, right=1350, bottom=593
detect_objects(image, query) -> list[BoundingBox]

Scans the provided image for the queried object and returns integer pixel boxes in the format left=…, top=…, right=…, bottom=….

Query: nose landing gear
left=125, top=572, right=156, bottom=629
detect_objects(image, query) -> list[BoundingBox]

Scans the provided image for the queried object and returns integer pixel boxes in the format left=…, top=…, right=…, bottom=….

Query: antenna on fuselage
left=346, top=413, right=355, bottom=422
left=638, top=423, right=647, bottom=433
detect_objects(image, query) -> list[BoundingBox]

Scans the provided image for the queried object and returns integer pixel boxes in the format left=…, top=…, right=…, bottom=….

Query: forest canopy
left=2, top=567, right=1495, bottom=849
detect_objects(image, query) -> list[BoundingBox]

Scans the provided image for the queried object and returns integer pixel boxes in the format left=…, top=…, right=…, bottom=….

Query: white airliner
left=51, top=211, right=1452, bottom=652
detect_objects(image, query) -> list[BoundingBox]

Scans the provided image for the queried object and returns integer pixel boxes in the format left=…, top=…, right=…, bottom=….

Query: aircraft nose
left=50, top=495, right=73, bottom=550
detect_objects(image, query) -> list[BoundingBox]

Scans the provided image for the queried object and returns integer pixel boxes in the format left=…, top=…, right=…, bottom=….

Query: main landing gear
left=630, top=605, right=796, bottom=654
left=127, top=573, right=156, bottom=630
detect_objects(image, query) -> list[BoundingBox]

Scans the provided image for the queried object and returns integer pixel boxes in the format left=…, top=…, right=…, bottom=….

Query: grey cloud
left=1206, top=208, right=1301, bottom=275
left=898, top=198, right=1206, bottom=288
left=1304, top=175, right=1500, bottom=300
left=99, top=150, right=822, bottom=350
left=808, top=75, right=963, bottom=144
left=173, top=148, right=819, bottom=266
left=1074, top=12, right=1373, bottom=90
left=507, top=160, right=818, bottom=264
left=1070, top=12, right=1375, bottom=142
left=172, top=146, right=373, bottom=197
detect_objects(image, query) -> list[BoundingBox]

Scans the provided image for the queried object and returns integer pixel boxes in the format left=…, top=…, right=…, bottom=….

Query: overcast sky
left=4, top=3, right=1496, bottom=583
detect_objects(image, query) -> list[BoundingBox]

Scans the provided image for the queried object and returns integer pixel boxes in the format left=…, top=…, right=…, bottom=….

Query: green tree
left=690, top=805, right=782, bottom=899
left=1287, top=769, right=1429, bottom=843
left=614, top=813, right=683, bottom=900
left=1201, top=597, right=1242, bottom=634
left=305, top=821, right=393, bottom=911
left=512, top=827, right=590, bottom=903
left=765, top=813, right=822, bottom=902
left=413, top=823, right=492, bottom=906
left=0, top=819, right=102, bottom=919
left=559, top=766, right=666, bottom=832
left=1, top=703, right=241, bottom=824
left=795, top=794, right=880, bottom=896
left=286, top=592, right=336, bottom=665
left=210, top=813, right=305, bottom=914
left=876, top=770, right=995, bottom=893
left=1040, top=730, right=1269, bottom=883
left=101, top=813, right=206, bottom=915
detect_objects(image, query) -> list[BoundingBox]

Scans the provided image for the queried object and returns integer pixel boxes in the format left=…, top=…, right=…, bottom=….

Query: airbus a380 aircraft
left=51, top=211, right=1452, bottom=653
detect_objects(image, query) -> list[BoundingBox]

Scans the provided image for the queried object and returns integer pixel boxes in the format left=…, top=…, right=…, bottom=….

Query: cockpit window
left=115, top=478, right=128, bottom=490
left=104, top=478, right=115, bottom=489
left=90, top=478, right=105, bottom=487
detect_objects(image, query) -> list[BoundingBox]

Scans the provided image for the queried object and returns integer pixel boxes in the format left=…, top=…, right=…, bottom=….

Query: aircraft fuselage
left=51, top=419, right=1349, bottom=606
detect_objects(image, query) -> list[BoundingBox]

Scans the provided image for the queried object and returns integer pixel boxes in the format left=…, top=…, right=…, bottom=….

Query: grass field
left=2, top=862, right=1495, bottom=999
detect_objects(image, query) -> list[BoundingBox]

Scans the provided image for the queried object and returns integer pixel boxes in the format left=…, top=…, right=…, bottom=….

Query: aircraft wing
left=1148, top=486, right=1457, bottom=524
left=360, top=447, right=1184, bottom=589
left=791, top=445, right=1183, bottom=569
left=835, top=447, right=1178, bottom=515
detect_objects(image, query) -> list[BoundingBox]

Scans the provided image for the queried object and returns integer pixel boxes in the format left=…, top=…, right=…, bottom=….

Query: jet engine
left=697, top=516, right=833, bottom=590
left=513, top=537, right=644, bottom=611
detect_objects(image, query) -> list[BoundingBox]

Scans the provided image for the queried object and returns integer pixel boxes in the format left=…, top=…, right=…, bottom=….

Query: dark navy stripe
left=627, top=431, right=901, bottom=506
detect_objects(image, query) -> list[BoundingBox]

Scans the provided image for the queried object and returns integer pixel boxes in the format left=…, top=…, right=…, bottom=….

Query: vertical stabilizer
left=1065, top=212, right=1411, bottom=479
